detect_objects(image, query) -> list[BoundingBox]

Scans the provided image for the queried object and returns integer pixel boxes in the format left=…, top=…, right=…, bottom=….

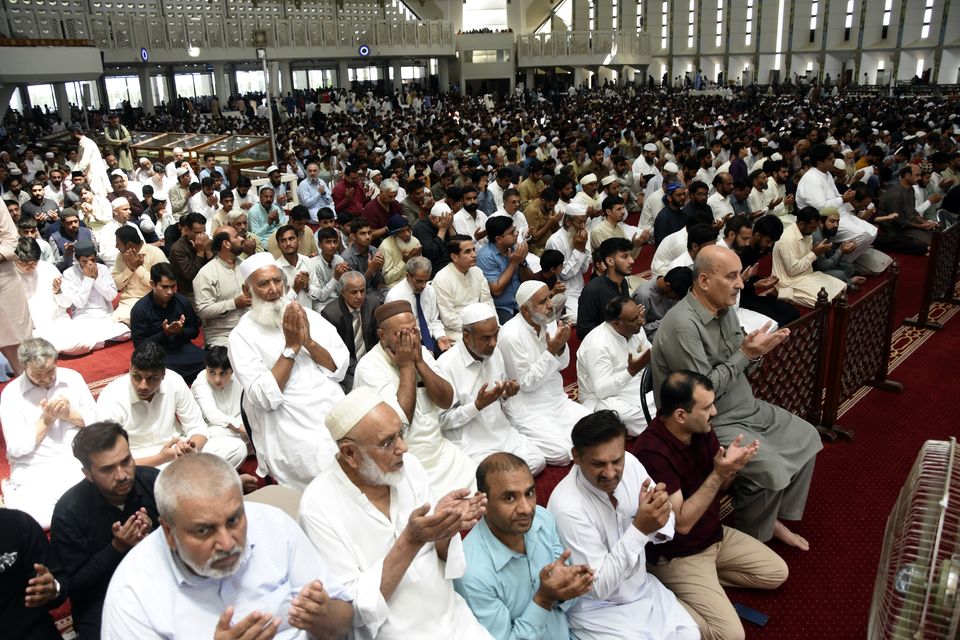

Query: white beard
left=249, top=294, right=288, bottom=329
left=358, top=450, right=405, bottom=487
left=174, top=533, right=246, bottom=579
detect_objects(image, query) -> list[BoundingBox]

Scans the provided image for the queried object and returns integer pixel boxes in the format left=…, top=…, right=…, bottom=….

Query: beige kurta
left=771, top=222, right=846, bottom=307
left=0, top=200, right=32, bottom=347
left=111, top=243, right=169, bottom=323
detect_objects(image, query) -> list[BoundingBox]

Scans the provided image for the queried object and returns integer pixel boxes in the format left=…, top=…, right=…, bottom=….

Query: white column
left=138, top=67, right=155, bottom=114
left=212, top=63, right=229, bottom=106
left=279, top=60, right=293, bottom=96
left=268, top=61, right=280, bottom=97
left=525, top=68, right=535, bottom=91
left=337, top=60, right=350, bottom=89
left=573, top=67, right=586, bottom=88
left=53, top=82, right=71, bottom=122
left=392, top=60, right=403, bottom=92
left=438, top=58, right=450, bottom=94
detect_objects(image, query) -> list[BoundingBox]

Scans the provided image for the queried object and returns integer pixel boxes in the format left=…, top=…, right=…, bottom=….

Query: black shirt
left=413, top=218, right=451, bottom=274
left=50, top=466, right=159, bottom=639
left=576, top=274, right=630, bottom=340
left=0, top=509, right=63, bottom=640
left=130, top=291, right=205, bottom=382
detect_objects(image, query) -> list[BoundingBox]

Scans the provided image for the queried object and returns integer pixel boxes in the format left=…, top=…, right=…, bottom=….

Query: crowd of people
left=2, top=79, right=959, bottom=640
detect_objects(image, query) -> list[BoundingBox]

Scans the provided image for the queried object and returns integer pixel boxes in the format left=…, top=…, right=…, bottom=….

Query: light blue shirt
left=477, top=242, right=520, bottom=315
left=101, top=502, right=351, bottom=639
left=199, top=166, right=230, bottom=189
left=455, top=506, right=574, bottom=640
left=297, top=177, right=333, bottom=220
left=248, top=202, right=287, bottom=244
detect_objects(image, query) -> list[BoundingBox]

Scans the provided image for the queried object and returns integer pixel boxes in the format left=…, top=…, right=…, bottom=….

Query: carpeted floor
left=0, top=247, right=955, bottom=639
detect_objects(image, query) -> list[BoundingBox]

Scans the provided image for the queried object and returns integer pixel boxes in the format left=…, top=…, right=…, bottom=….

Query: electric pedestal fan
left=869, top=438, right=960, bottom=639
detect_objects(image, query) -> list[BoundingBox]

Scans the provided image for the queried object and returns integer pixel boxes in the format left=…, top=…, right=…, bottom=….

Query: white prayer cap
left=643, top=143, right=658, bottom=152
left=825, top=137, right=838, bottom=146
left=237, top=252, right=278, bottom=282
left=833, top=158, right=847, bottom=170
left=600, top=175, right=618, bottom=187
left=516, top=281, right=547, bottom=308
left=266, top=165, right=280, bottom=174
left=461, top=302, right=496, bottom=326
left=663, top=161, right=679, bottom=174
left=916, top=131, right=927, bottom=139
left=537, top=135, right=547, bottom=144
left=325, top=386, right=389, bottom=441
left=110, top=168, right=126, bottom=178
left=369, top=169, right=382, bottom=179
left=579, top=173, right=598, bottom=185
left=139, top=157, right=152, bottom=166
left=565, top=202, right=588, bottom=217
left=176, top=166, right=190, bottom=177
left=430, top=201, right=452, bottom=217
left=44, top=152, right=54, bottom=159
left=373, top=147, right=384, bottom=154
left=758, top=137, right=768, bottom=144
left=771, top=153, right=783, bottom=161
left=173, top=146, right=184, bottom=154
left=111, top=197, right=129, bottom=209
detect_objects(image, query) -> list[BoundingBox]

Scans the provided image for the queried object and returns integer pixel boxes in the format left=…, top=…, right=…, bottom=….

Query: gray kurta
left=0, top=200, right=32, bottom=347
left=650, top=292, right=822, bottom=491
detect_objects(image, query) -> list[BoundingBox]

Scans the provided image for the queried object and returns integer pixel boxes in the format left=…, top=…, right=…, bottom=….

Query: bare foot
left=773, top=520, right=810, bottom=551
left=239, top=473, right=260, bottom=494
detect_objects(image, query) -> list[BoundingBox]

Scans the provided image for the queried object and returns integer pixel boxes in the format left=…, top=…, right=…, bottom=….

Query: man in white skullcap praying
left=299, top=387, right=493, bottom=640
left=497, top=280, right=588, bottom=465
left=435, top=303, right=547, bottom=474
left=227, top=251, right=350, bottom=490
left=545, top=202, right=592, bottom=322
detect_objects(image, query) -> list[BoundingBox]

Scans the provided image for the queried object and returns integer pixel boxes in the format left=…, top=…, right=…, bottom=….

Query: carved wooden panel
left=931, top=223, right=960, bottom=300
left=838, top=276, right=897, bottom=403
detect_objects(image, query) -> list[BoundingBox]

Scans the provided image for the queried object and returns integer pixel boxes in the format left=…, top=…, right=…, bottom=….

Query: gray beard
left=249, top=295, right=288, bottom=329
left=173, top=533, right=245, bottom=579
left=358, top=449, right=405, bottom=487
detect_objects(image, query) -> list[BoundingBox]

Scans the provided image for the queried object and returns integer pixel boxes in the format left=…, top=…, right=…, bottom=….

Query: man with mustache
left=227, top=251, right=349, bottom=490
left=299, top=387, right=492, bottom=640
left=497, top=281, right=589, bottom=466
left=50, top=422, right=159, bottom=640
left=102, top=453, right=353, bottom=638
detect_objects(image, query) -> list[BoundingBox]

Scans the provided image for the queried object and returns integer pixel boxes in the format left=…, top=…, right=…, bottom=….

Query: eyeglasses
left=341, top=425, right=409, bottom=451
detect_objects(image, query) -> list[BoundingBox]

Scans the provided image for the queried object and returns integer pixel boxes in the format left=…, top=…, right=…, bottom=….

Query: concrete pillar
left=267, top=61, right=280, bottom=97
left=392, top=60, right=403, bottom=93
left=573, top=67, right=586, bottom=88
left=53, top=82, right=71, bottom=123
left=164, top=67, right=177, bottom=103
left=95, top=77, right=108, bottom=110
left=438, top=58, right=450, bottom=94
left=279, top=60, right=293, bottom=97
left=337, top=60, right=350, bottom=89
left=0, top=85, right=16, bottom=122
left=212, top=62, right=229, bottom=106
left=573, top=0, right=590, bottom=29
left=137, top=67, right=155, bottom=114
left=525, top=68, right=535, bottom=91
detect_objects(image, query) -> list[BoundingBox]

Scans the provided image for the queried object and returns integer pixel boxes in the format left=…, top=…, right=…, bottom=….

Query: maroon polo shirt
left=361, top=197, right=401, bottom=231
left=633, top=416, right=723, bottom=561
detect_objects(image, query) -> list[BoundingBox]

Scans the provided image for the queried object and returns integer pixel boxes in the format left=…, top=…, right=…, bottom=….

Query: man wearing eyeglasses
left=298, top=386, right=493, bottom=640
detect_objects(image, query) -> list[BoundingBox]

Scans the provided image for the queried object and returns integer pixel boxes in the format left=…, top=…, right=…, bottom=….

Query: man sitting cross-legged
left=298, top=387, right=492, bottom=640
left=96, top=341, right=247, bottom=469
left=635, top=371, right=788, bottom=640
left=455, top=452, right=595, bottom=640
left=547, top=410, right=700, bottom=640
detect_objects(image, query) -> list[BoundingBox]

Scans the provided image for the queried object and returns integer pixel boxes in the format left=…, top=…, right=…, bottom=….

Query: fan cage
left=869, top=438, right=960, bottom=640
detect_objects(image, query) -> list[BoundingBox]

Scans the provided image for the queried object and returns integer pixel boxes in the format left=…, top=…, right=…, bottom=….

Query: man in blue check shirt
left=456, top=453, right=594, bottom=640
left=477, top=216, right=532, bottom=325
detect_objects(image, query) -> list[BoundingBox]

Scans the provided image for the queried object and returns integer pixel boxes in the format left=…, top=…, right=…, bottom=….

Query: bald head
left=692, top=245, right=743, bottom=312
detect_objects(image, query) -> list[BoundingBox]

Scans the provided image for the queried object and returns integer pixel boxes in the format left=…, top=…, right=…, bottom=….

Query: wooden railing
left=903, top=223, right=960, bottom=331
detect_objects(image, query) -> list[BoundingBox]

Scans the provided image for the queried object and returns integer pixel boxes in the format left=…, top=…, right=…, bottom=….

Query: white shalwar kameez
left=576, top=322, right=655, bottom=436
left=548, top=455, right=700, bottom=640
left=299, top=454, right=492, bottom=640
left=228, top=310, right=349, bottom=489
left=545, top=228, right=591, bottom=322
left=435, top=341, right=546, bottom=474
left=0, top=367, right=93, bottom=528
left=75, top=134, right=111, bottom=197
left=60, top=261, right=131, bottom=345
left=795, top=167, right=877, bottom=261
left=18, top=260, right=113, bottom=355
left=354, top=344, right=477, bottom=496
left=191, top=372, right=246, bottom=443
left=497, top=315, right=589, bottom=465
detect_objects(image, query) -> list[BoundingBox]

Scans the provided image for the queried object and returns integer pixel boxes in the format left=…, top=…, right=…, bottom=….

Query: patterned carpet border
left=837, top=288, right=960, bottom=419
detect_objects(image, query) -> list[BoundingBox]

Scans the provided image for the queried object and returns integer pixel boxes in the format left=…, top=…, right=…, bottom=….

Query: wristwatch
left=282, top=347, right=297, bottom=360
